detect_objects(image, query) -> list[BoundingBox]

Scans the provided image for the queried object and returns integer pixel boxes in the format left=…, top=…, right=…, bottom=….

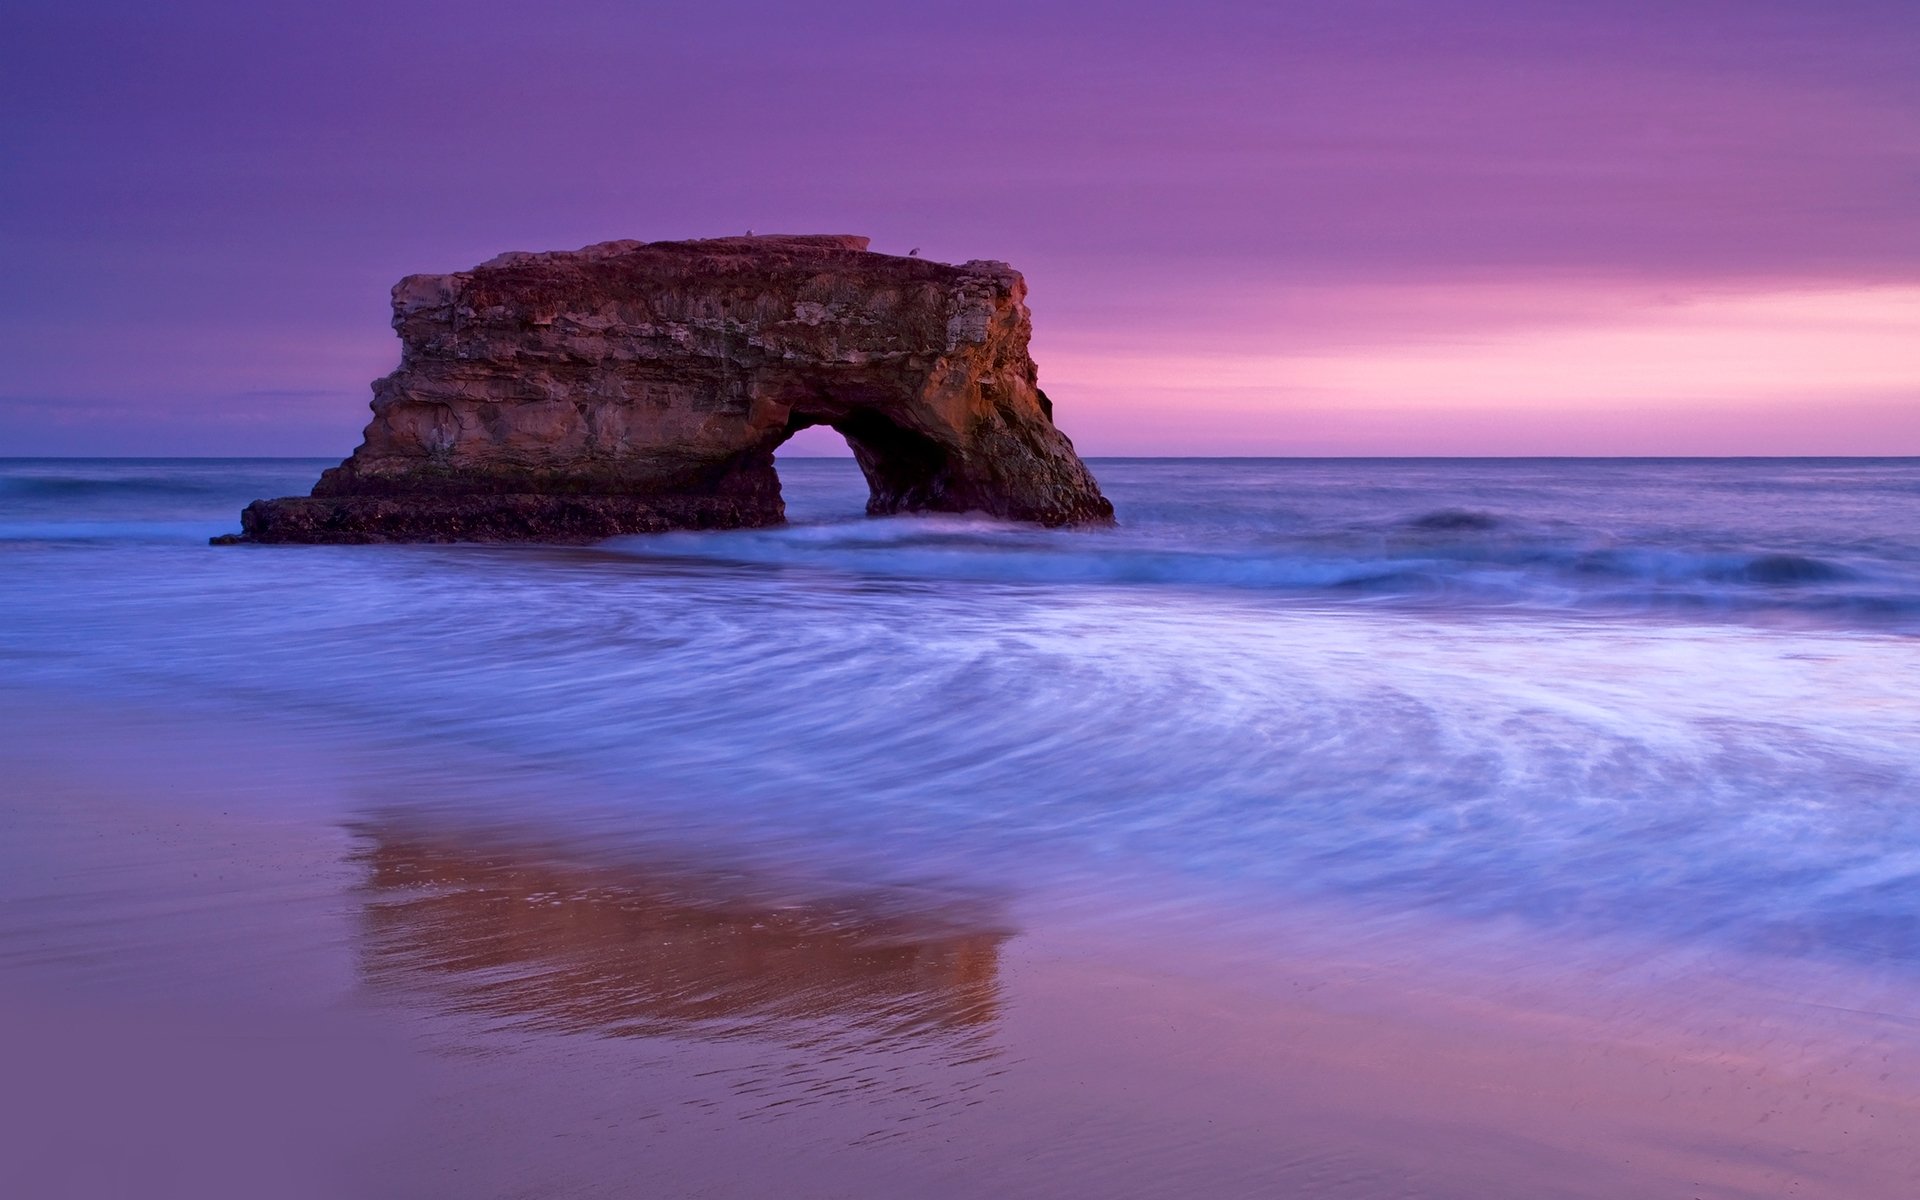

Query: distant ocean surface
left=5, top=456, right=1919, bottom=973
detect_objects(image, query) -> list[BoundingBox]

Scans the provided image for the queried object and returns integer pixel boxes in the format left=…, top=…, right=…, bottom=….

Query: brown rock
left=221, top=234, right=1113, bottom=543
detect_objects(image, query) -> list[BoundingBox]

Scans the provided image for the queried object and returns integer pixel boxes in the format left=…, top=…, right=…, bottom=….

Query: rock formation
left=220, top=234, right=1112, bottom=543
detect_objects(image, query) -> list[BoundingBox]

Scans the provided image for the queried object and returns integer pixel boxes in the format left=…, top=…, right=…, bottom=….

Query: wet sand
left=4, top=691, right=1917, bottom=1199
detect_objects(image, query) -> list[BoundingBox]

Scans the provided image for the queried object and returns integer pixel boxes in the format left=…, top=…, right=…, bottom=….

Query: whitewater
left=4, top=455, right=1918, bottom=973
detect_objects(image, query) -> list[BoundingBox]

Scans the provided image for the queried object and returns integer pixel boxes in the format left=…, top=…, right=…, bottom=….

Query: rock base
left=216, top=493, right=778, bottom=545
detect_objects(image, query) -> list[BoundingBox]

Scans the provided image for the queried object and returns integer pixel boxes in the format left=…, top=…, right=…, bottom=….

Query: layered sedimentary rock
left=222, top=234, right=1112, bottom=543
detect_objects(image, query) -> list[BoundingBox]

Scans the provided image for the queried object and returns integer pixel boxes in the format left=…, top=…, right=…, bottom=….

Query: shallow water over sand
left=3, top=456, right=1919, bottom=1196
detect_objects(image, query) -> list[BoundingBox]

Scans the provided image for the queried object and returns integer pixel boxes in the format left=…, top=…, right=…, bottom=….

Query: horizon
left=5, top=2, right=1917, bottom=456
left=3, top=451, right=1920, bottom=460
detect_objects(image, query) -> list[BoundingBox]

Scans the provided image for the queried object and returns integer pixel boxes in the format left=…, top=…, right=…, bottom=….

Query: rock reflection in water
left=349, top=820, right=1009, bottom=1051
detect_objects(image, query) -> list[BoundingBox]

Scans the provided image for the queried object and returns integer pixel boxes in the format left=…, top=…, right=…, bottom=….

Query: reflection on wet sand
left=350, top=820, right=1009, bottom=1048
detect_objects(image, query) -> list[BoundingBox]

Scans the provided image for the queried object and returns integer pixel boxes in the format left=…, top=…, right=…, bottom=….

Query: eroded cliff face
left=224, top=234, right=1112, bottom=542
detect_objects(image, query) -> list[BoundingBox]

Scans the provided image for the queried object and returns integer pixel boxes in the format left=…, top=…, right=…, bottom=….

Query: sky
left=3, top=0, right=1916, bottom=456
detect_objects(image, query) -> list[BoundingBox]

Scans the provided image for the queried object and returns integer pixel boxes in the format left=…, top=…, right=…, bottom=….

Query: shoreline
left=5, top=687, right=1917, bottom=1198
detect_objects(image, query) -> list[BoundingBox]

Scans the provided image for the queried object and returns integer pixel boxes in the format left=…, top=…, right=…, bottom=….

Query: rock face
left=223, top=234, right=1112, bottom=543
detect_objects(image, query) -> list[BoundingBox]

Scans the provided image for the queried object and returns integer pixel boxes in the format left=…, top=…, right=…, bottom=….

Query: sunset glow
left=4, top=1, right=1916, bottom=454
left=1045, top=286, right=1920, bottom=454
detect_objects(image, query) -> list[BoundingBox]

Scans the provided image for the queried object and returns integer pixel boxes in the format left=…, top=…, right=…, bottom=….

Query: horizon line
left=6, top=453, right=1918, bottom=463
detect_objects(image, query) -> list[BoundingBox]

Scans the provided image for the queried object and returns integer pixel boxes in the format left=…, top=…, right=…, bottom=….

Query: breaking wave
left=602, top=460, right=1920, bottom=630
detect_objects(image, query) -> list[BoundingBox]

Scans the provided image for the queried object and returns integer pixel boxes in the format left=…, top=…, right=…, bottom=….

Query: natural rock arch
left=771, top=407, right=959, bottom=516
left=223, top=235, right=1111, bottom=543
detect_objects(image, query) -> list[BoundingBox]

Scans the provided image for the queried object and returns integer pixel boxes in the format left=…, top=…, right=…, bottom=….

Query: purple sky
left=4, top=0, right=1917, bottom=455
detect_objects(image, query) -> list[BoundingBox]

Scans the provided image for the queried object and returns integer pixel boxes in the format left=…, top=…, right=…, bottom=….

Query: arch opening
left=773, top=402, right=956, bottom=520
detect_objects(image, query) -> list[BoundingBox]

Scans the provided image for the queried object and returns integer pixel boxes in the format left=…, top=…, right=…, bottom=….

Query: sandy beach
left=7, top=688, right=1916, bottom=1199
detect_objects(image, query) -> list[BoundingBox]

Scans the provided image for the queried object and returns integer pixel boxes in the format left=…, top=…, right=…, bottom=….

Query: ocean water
left=4, top=455, right=1919, bottom=976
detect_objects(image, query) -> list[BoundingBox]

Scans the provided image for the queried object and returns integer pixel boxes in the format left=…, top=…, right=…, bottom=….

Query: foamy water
left=3, top=456, right=1918, bottom=973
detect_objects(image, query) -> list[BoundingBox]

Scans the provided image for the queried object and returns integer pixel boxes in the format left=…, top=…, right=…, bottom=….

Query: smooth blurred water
left=4, top=456, right=1918, bottom=973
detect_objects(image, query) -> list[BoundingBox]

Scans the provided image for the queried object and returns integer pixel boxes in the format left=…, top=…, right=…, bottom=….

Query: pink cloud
left=1043, top=285, right=1920, bottom=455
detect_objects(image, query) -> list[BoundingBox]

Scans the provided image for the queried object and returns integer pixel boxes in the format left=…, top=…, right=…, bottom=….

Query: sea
left=4, top=455, right=1919, bottom=1197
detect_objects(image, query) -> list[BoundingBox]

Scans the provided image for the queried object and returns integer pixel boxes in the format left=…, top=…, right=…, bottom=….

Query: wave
left=8, top=457, right=1920, bottom=971
left=0, top=521, right=231, bottom=545
left=0, top=460, right=332, bottom=543
left=1401, top=507, right=1506, bottom=532
left=7, top=457, right=1918, bottom=630
left=601, top=513, right=1917, bottom=628
left=0, top=475, right=232, bottom=499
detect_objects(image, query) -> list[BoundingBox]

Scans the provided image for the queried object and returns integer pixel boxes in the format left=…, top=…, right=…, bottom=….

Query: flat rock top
left=462, top=234, right=1012, bottom=283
